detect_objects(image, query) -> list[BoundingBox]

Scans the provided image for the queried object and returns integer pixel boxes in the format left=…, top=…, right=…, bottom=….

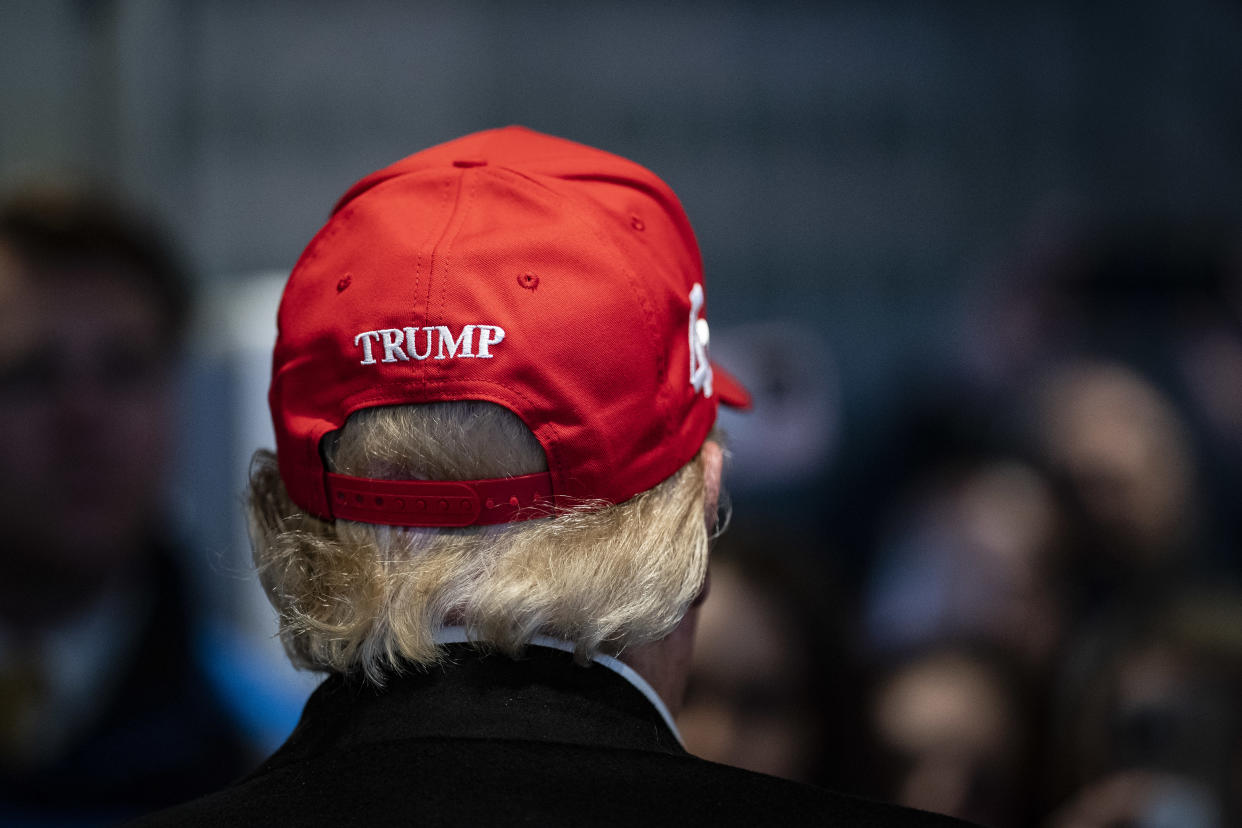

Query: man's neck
left=616, top=608, right=698, bottom=720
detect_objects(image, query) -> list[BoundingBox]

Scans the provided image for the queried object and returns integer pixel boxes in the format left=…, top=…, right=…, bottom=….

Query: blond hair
left=248, top=401, right=710, bottom=684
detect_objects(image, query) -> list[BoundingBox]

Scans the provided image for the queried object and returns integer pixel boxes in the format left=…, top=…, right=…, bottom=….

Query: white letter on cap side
left=379, top=329, right=409, bottom=362
left=435, top=325, right=476, bottom=359
left=355, top=331, right=381, bottom=365
left=475, top=325, right=505, bottom=358
left=403, top=327, right=434, bottom=360
left=688, top=283, right=714, bottom=398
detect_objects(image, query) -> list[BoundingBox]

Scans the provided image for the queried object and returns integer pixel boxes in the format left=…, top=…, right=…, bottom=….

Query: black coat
left=134, top=644, right=969, bottom=827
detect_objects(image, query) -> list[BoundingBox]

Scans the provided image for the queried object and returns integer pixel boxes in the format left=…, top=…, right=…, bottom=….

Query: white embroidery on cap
left=435, top=325, right=475, bottom=359
left=403, top=327, right=434, bottom=360
left=475, top=325, right=505, bottom=357
left=355, top=331, right=381, bottom=364
left=688, top=283, right=713, bottom=398
left=354, top=324, right=506, bottom=365
left=380, top=328, right=408, bottom=362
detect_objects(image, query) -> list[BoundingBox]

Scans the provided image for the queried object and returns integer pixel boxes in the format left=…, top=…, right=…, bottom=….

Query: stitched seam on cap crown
left=406, top=181, right=435, bottom=391
left=287, top=202, right=348, bottom=275
left=308, top=174, right=457, bottom=501
left=437, top=172, right=477, bottom=359
left=418, top=176, right=460, bottom=393
left=290, top=208, right=362, bottom=485
left=422, top=170, right=569, bottom=491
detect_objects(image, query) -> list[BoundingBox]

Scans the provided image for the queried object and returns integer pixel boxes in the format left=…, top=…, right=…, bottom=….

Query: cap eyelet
left=630, top=216, right=645, bottom=231
left=518, top=272, right=540, bottom=290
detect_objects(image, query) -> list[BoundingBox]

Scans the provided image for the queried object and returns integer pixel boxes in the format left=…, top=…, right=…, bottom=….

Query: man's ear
left=702, top=439, right=724, bottom=532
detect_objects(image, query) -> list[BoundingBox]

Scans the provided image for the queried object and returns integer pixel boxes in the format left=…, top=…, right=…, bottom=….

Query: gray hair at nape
left=247, top=401, right=711, bottom=685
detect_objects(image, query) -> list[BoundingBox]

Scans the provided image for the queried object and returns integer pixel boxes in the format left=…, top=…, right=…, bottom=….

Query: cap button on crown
left=452, top=159, right=487, bottom=168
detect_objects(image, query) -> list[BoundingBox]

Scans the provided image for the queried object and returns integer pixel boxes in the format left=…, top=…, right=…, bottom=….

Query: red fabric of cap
left=270, top=126, right=750, bottom=525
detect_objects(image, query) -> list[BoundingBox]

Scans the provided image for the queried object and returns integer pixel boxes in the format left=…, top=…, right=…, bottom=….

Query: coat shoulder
left=131, top=736, right=973, bottom=827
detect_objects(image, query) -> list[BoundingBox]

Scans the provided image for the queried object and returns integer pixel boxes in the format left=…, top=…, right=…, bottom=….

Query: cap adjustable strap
left=324, top=471, right=555, bottom=527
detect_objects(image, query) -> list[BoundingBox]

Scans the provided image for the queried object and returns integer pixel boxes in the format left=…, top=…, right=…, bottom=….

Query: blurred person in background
left=865, top=456, right=1071, bottom=678
left=868, top=645, right=1035, bottom=828
left=955, top=217, right=1242, bottom=573
left=0, top=189, right=254, bottom=823
left=859, top=450, right=1071, bottom=826
left=857, top=215, right=1242, bottom=826
left=1028, top=359, right=1210, bottom=612
left=678, top=525, right=872, bottom=796
left=1045, top=588, right=1242, bottom=828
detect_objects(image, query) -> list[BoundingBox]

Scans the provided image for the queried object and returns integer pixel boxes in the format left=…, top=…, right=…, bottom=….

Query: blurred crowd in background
left=686, top=215, right=1242, bottom=827
left=3, top=1, right=1242, bottom=826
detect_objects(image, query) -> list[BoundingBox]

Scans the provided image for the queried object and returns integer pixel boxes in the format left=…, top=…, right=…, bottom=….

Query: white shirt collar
left=432, top=626, right=683, bottom=747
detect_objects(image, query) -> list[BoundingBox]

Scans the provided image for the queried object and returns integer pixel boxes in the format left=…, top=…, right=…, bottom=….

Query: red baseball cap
left=270, top=125, right=750, bottom=528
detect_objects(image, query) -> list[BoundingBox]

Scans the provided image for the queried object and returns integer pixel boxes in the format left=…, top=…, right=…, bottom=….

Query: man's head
left=0, top=187, right=189, bottom=613
left=251, top=127, right=747, bottom=686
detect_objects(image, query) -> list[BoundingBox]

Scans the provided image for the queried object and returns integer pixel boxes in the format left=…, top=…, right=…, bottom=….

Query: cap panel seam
left=283, top=200, right=348, bottom=281
left=422, top=175, right=465, bottom=395
left=436, top=171, right=477, bottom=374
left=300, top=173, right=462, bottom=510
